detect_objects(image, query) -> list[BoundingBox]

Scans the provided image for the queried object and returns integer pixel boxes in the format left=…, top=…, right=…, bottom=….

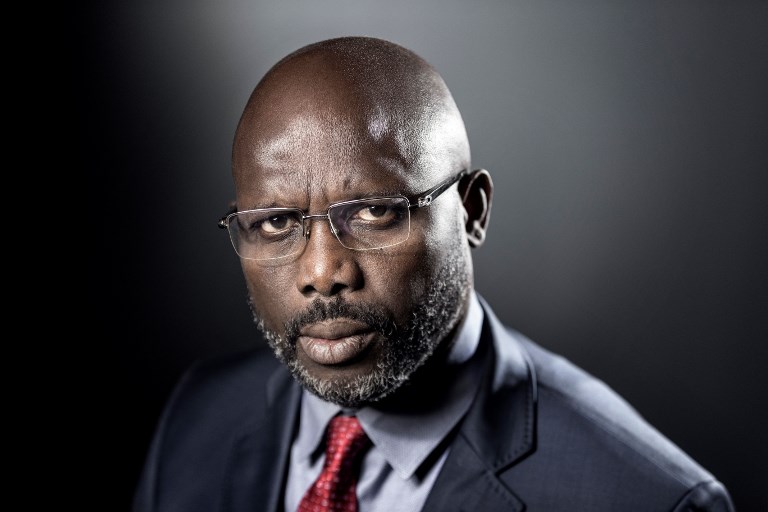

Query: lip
left=300, top=319, right=371, bottom=339
left=298, top=320, right=375, bottom=365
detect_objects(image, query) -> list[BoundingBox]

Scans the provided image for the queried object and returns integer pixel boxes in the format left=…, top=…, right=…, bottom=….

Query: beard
left=247, top=245, right=470, bottom=408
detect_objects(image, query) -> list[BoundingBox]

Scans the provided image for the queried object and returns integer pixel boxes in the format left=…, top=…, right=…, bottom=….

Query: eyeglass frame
left=218, top=169, right=469, bottom=259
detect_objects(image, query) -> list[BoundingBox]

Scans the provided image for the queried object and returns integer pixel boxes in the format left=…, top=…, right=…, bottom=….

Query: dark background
left=81, top=1, right=768, bottom=510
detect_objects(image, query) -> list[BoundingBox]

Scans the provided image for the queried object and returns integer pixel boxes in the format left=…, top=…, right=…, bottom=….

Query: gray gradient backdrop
left=81, top=1, right=768, bottom=510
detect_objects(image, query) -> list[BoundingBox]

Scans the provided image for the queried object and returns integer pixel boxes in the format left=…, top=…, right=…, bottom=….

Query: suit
left=134, top=297, right=734, bottom=511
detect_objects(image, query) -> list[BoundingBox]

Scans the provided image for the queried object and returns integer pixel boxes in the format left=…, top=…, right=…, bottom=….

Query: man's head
left=229, top=36, right=492, bottom=408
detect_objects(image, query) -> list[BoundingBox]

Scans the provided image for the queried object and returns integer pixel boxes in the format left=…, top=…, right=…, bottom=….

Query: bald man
left=134, top=37, right=733, bottom=512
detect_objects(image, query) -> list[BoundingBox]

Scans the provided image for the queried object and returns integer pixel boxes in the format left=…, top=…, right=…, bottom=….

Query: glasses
left=218, top=169, right=467, bottom=262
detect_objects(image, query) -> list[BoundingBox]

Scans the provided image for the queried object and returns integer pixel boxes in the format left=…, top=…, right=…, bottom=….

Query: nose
left=296, top=218, right=363, bottom=297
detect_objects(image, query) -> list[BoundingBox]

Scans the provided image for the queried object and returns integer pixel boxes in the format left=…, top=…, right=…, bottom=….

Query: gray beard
left=248, top=248, right=469, bottom=408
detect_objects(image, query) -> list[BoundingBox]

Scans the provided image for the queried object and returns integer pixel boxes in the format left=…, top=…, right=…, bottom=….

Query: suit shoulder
left=134, top=349, right=296, bottom=511
left=180, top=347, right=282, bottom=395
left=153, top=348, right=285, bottom=441
left=503, top=330, right=732, bottom=509
left=517, top=333, right=713, bottom=483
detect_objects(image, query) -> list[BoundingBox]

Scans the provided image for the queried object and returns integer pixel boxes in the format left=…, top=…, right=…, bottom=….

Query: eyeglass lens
left=228, top=197, right=411, bottom=260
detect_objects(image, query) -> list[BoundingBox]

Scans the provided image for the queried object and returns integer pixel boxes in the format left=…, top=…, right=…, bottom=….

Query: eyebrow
left=355, top=188, right=405, bottom=198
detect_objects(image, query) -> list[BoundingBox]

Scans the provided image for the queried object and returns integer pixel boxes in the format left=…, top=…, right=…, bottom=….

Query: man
left=134, top=36, right=734, bottom=511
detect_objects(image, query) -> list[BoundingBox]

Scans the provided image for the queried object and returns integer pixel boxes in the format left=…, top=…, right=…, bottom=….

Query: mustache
left=284, top=298, right=397, bottom=341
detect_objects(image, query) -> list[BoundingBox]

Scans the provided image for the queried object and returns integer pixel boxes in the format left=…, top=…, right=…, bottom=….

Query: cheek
left=241, top=263, right=295, bottom=327
left=428, top=200, right=466, bottom=246
left=361, top=250, right=428, bottom=315
left=409, top=201, right=467, bottom=266
left=365, top=211, right=464, bottom=315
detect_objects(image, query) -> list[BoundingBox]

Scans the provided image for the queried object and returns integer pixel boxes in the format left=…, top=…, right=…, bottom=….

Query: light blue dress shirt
left=285, top=291, right=485, bottom=512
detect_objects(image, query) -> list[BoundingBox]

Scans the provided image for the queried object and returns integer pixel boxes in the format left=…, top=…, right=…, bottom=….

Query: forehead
left=256, top=110, right=412, bottom=176
left=234, top=110, right=443, bottom=209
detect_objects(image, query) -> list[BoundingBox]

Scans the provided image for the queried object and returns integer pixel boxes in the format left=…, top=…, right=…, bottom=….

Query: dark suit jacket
left=134, top=298, right=734, bottom=511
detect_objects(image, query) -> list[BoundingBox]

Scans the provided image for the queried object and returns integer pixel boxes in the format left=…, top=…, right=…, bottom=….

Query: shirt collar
left=295, top=291, right=485, bottom=479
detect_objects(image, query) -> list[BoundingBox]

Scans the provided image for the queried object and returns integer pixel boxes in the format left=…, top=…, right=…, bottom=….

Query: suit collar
left=224, top=365, right=301, bottom=512
left=422, top=295, right=537, bottom=512
left=465, top=295, right=537, bottom=472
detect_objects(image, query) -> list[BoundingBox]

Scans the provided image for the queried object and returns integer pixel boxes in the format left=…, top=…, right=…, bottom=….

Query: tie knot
left=325, top=416, right=370, bottom=462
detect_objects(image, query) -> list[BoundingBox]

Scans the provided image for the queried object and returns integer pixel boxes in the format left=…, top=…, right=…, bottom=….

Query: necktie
left=298, top=415, right=372, bottom=512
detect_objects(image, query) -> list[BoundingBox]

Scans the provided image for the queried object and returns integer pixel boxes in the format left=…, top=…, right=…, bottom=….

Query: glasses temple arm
left=218, top=201, right=239, bottom=228
left=412, top=169, right=468, bottom=208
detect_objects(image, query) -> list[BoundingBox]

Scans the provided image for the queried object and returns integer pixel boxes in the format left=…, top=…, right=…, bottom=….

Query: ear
left=458, top=169, right=493, bottom=248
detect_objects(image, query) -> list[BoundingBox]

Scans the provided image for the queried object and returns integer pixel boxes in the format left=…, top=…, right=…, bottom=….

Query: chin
left=290, top=358, right=410, bottom=408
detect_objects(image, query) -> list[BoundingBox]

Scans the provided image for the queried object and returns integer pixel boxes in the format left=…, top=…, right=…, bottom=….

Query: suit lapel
left=422, top=297, right=537, bottom=512
left=420, top=435, right=525, bottom=512
left=223, top=366, right=301, bottom=512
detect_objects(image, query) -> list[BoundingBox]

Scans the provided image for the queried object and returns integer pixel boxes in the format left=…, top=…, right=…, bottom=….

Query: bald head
left=233, top=37, right=470, bottom=190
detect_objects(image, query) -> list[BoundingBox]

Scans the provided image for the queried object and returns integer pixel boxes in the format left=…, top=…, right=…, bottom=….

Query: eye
left=331, top=199, right=408, bottom=234
left=343, top=199, right=408, bottom=226
left=357, top=204, right=394, bottom=222
left=259, top=214, right=296, bottom=234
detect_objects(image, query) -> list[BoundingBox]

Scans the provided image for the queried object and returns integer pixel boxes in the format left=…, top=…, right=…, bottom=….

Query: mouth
left=298, top=319, right=376, bottom=365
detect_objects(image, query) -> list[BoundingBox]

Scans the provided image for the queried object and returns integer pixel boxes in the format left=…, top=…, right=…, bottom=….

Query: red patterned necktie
left=297, top=415, right=372, bottom=512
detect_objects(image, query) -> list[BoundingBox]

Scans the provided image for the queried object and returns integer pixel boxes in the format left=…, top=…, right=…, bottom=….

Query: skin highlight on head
left=231, top=36, right=492, bottom=409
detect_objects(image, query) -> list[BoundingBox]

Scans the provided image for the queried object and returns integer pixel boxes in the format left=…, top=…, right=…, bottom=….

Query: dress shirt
left=284, top=291, right=485, bottom=512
